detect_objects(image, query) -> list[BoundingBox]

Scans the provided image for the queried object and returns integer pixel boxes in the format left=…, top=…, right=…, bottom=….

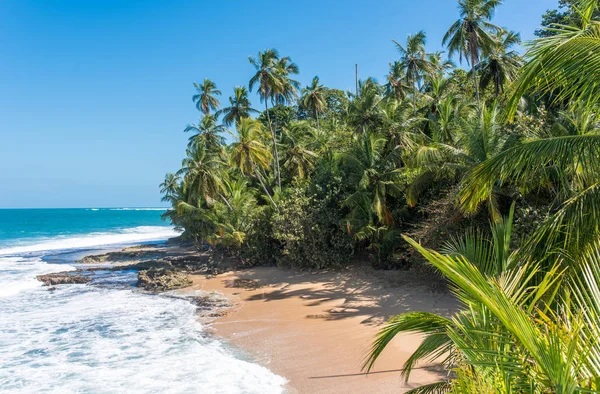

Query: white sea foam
left=0, top=222, right=285, bottom=393
left=0, top=226, right=179, bottom=256
left=0, top=256, right=75, bottom=298
left=0, top=285, right=286, bottom=393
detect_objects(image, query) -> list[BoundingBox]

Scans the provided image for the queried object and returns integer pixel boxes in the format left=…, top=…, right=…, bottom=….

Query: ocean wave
left=0, top=226, right=180, bottom=256
left=0, top=256, right=75, bottom=298
left=0, top=285, right=286, bottom=392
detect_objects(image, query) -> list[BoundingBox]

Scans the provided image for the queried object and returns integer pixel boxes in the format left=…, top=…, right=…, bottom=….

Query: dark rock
left=36, top=272, right=92, bottom=286
left=112, top=260, right=172, bottom=271
left=137, top=268, right=192, bottom=292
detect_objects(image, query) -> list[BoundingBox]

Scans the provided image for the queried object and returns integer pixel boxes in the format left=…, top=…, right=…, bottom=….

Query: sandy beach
left=188, top=265, right=457, bottom=393
left=66, top=242, right=457, bottom=393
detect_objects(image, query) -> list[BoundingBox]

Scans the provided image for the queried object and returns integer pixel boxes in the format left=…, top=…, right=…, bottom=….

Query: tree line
left=162, top=0, right=600, bottom=391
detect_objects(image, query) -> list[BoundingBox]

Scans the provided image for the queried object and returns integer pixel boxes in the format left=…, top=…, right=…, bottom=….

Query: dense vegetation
left=161, top=0, right=600, bottom=391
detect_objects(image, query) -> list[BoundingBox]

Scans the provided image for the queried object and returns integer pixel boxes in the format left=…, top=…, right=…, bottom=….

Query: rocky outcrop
left=36, top=272, right=92, bottom=286
left=112, top=259, right=172, bottom=271
left=137, top=268, right=192, bottom=292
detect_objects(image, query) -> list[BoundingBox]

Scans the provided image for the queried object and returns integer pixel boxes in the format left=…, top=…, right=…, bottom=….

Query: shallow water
left=0, top=209, right=285, bottom=393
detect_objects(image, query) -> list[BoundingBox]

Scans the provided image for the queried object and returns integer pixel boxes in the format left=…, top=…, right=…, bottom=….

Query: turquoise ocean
left=0, top=208, right=285, bottom=393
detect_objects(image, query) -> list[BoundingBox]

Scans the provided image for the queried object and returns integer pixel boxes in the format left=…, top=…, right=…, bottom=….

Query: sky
left=0, top=0, right=558, bottom=208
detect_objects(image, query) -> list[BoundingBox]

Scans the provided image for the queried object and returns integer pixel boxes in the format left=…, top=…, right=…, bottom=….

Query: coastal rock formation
left=137, top=268, right=192, bottom=291
left=36, top=272, right=92, bottom=286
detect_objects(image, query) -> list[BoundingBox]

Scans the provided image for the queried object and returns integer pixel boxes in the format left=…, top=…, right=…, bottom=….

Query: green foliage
left=160, top=4, right=600, bottom=389
left=271, top=185, right=352, bottom=269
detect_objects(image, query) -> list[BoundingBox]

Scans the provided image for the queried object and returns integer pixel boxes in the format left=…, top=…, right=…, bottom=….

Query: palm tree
left=347, top=78, right=385, bottom=134
left=159, top=173, right=180, bottom=203
left=406, top=103, right=506, bottom=215
left=443, top=0, right=502, bottom=106
left=342, top=132, right=404, bottom=228
left=273, top=56, right=300, bottom=105
left=301, top=76, right=327, bottom=129
left=393, top=31, right=432, bottom=110
left=393, top=31, right=431, bottom=90
left=216, top=86, right=258, bottom=127
left=506, top=0, right=600, bottom=117
left=192, top=78, right=222, bottom=114
left=177, top=143, right=226, bottom=207
left=229, top=118, right=278, bottom=210
left=384, top=61, right=411, bottom=101
left=365, top=224, right=600, bottom=393
left=184, top=114, right=225, bottom=151
left=281, top=131, right=317, bottom=179
left=249, top=49, right=284, bottom=188
left=478, top=29, right=522, bottom=97
left=461, top=1, right=600, bottom=257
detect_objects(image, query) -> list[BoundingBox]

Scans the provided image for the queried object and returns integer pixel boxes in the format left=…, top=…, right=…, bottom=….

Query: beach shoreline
left=69, top=240, right=457, bottom=393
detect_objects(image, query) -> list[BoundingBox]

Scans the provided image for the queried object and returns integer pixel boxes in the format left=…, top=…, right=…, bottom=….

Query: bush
left=271, top=186, right=353, bottom=269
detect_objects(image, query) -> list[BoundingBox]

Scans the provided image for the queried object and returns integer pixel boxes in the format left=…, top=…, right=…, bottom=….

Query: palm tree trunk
left=265, top=99, right=281, bottom=189
left=316, top=111, right=320, bottom=131
left=472, top=61, right=481, bottom=108
left=251, top=160, right=278, bottom=211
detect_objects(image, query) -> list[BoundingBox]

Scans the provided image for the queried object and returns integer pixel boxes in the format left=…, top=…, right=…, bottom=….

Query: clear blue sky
left=0, top=0, right=557, bottom=208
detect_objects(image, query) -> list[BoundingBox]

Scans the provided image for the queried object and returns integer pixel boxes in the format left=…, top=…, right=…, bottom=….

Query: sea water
left=0, top=208, right=285, bottom=393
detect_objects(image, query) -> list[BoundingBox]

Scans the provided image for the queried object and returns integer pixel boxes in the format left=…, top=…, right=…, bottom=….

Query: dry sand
left=187, top=266, right=457, bottom=394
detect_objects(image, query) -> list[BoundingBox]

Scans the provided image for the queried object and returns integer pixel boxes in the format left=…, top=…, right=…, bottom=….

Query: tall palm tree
left=159, top=173, right=180, bottom=203
left=249, top=49, right=284, bottom=188
left=384, top=61, right=411, bottom=101
left=184, top=114, right=225, bottom=151
left=216, top=86, right=258, bottom=127
left=192, top=78, right=222, bottom=114
left=393, top=31, right=431, bottom=90
left=273, top=56, right=300, bottom=105
left=393, top=31, right=432, bottom=110
left=301, top=76, right=327, bottom=129
left=229, top=118, right=278, bottom=210
left=478, top=29, right=522, bottom=97
left=443, top=0, right=502, bottom=106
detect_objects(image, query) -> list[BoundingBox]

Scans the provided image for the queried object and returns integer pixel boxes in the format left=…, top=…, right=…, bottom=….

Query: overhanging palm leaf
left=507, top=0, right=600, bottom=117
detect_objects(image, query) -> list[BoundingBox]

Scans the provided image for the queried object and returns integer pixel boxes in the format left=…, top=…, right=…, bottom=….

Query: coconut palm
left=365, top=207, right=600, bottom=393
left=273, top=56, right=300, bottom=105
left=229, top=118, right=278, bottom=210
left=406, top=103, right=506, bottom=215
left=460, top=1, right=600, bottom=256
left=506, top=0, right=600, bottom=117
left=478, top=29, right=522, bottom=97
left=384, top=61, right=411, bottom=101
left=347, top=78, right=385, bottom=134
left=443, top=0, right=502, bottom=106
left=301, top=76, right=328, bottom=129
left=177, top=142, right=227, bottom=207
left=192, top=78, right=222, bottom=114
left=184, top=114, right=225, bottom=151
left=159, top=173, right=180, bottom=203
left=393, top=31, right=431, bottom=90
left=216, top=86, right=258, bottom=127
left=342, top=132, right=404, bottom=228
left=249, top=49, right=284, bottom=188
left=281, top=131, right=317, bottom=179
